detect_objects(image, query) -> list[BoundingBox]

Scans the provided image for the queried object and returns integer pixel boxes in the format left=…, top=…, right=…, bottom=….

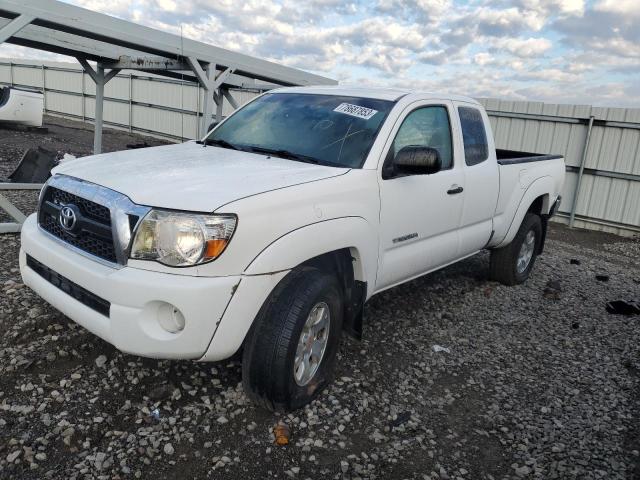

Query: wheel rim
left=294, top=302, right=330, bottom=386
left=516, top=230, right=536, bottom=274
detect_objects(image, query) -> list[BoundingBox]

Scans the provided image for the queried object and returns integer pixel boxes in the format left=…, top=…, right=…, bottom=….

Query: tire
left=490, top=213, right=542, bottom=286
left=242, top=266, right=343, bottom=411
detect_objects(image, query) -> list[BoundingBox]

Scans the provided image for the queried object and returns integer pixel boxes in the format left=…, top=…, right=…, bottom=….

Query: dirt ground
left=0, top=115, right=169, bottom=223
left=0, top=115, right=169, bottom=179
left=0, top=116, right=639, bottom=480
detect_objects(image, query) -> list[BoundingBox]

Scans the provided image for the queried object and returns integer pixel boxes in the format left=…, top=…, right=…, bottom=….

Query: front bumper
left=20, top=214, right=242, bottom=360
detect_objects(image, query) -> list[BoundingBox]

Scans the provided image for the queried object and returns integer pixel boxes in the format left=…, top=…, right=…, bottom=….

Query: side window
left=458, top=106, right=488, bottom=166
left=391, top=106, right=453, bottom=170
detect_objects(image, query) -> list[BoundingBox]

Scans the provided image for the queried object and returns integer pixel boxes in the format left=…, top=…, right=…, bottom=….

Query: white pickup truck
left=20, top=87, right=564, bottom=410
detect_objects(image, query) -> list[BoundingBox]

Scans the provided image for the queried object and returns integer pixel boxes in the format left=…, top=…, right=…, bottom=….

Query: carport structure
left=0, top=0, right=335, bottom=152
left=0, top=0, right=335, bottom=232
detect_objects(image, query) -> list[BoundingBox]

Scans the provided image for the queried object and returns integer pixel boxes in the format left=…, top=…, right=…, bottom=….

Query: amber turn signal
left=205, top=239, right=229, bottom=259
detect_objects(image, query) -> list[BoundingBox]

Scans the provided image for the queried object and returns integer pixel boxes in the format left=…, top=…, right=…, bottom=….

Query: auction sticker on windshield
left=333, top=103, right=378, bottom=120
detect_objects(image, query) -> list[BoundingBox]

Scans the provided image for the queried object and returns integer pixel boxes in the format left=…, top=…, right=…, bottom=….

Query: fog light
left=157, top=303, right=186, bottom=333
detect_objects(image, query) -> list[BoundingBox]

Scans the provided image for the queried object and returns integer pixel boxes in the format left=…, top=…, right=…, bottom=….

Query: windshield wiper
left=246, top=146, right=320, bottom=164
left=197, top=138, right=239, bottom=150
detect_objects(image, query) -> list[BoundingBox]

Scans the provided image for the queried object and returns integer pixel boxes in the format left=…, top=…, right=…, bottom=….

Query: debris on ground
left=570, top=258, right=581, bottom=265
left=606, top=300, right=640, bottom=316
left=94, top=354, right=107, bottom=368
left=390, top=411, right=411, bottom=428
left=596, top=274, right=610, bottom=282
left=7, top=146, right=57, bottom=183
left=59, top=153, right=77, bottom=163
left=127, top=141, right=150, bottom=149
left=543, top=279, right=562, bottom=299
left=432, top=345, right=451, bottom=353
left=273, top=421, right=291, bottom=446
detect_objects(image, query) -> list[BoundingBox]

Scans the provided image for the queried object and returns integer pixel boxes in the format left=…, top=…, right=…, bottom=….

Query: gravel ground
left=0, top=225, right=638, bottom=480
left=1, top=117, right=639, bottom=479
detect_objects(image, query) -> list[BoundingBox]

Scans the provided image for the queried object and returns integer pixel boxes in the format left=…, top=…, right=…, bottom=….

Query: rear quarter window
left=458, top=106, right=489, bottom=166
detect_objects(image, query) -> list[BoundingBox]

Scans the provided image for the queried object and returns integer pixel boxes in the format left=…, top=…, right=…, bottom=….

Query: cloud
left=375, top=0, right=451, bottom=22
left=473, top=7, right=547, bottom=35
left=594, top=0, right=640, bottom=18
left=0, top=0, right=637, bottom=107
left=517, top=0, right=585, bottom=17
left=492, top=37, right=553, bottom=57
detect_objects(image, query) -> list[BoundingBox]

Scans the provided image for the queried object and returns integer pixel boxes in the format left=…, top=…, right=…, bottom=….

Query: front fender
left=244, top=217, right=378, bottom=298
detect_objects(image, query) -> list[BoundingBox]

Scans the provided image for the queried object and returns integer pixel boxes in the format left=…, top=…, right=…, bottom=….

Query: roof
left=275, top=85, right=481, bottom=104
left=0, top=0, right=336, bottom=88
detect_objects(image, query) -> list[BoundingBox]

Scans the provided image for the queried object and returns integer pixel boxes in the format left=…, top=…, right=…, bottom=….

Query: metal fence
left=1, top=60, right=639, bottom=236
left=0, top=59, right=261, bottom=141
left=480, top=98, right=639, bottom=236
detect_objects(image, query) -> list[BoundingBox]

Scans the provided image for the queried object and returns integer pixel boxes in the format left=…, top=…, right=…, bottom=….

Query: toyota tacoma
left=20, top=87, right=565, bottom=410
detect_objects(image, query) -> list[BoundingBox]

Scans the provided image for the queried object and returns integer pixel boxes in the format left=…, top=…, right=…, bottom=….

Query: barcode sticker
left=333, top=103, right=378, bottom=120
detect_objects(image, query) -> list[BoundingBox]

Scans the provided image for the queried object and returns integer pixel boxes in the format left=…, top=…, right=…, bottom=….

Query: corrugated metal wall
left=1, top=60, right=638, bottom=236
left=479, top=98, right=640, bottom=236
left=0, top=59, right=261, bottom=141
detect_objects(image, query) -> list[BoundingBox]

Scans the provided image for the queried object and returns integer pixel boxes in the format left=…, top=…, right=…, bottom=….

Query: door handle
left=447, top=185, right=464, bottom=195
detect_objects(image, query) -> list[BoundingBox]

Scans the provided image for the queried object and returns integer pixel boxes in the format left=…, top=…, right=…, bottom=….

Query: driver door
left=376, top=101, right=465, bottom=291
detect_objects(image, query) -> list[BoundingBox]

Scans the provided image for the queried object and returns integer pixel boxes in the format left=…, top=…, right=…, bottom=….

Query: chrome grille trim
left=37, top=175, right=151, bottom=268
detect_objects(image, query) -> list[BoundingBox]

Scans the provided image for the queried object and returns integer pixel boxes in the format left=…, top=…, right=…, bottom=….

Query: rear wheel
left=242, top=266, right=343, bottom=411
left=490, top=213, right=542, bottom=286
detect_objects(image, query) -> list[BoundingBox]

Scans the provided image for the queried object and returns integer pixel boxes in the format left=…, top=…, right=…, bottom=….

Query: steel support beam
left=94, top=64, right=106, bottom=154
left=102, top=56, right=189, bottom=71
left=0, top=182, right=42, bottom=233
left=486, top=110, right=640, bottom=131
left=565, top=165, right=640, bottom=183
left=187, top=57, right=214, bottom=137
left=0, top=193, right=27, bottom=223
left=0, top=14, right=35, bottom=43
left=569, top=116, right=595, bottom=228
left=214, top=90, right=223, bottom=123
left=186, top=57, right=236, bottom=136
left=0, top=0, right=336, bottom=87
left=77, top=58, right=121, bottom=153
left=221, top=88, right=238, bottom=109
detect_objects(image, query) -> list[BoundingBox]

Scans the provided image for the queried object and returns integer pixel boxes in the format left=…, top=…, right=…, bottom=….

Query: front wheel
left=242, top=266, right=343, bottom=411
left=489, top=213, right=542, bottom=286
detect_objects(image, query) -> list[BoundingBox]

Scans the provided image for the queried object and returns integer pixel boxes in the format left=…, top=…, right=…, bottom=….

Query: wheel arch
left=243, top=217, right=378, bottom=340
left=298, top=248, right=367, bottom=340
left=494, top=176, right=554, bottom=249
left=243, top=217, right=377, bottom=290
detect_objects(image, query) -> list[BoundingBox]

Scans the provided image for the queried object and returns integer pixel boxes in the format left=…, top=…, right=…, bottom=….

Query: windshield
left=204, top=93, right=395, bottom=168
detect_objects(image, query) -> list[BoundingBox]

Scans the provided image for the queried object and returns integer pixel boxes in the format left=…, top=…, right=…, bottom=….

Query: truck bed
left=496, top=149, right=563, bottom=165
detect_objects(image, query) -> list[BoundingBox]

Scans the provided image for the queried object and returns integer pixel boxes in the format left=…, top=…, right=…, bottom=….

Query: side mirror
left=393, top=145, right=442, bottom=175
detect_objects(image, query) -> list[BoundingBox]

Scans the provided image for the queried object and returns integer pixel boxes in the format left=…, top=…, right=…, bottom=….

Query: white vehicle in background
left=0, top=86, right=44, bottom=127
left=20, top=86, right=565, bottom=410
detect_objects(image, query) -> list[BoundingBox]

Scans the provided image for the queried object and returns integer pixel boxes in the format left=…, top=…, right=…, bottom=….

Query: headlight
left=130, top=210, right=236, bottom=267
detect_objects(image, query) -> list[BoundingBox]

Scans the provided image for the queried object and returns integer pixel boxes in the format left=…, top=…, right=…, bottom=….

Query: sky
left=1, top=0, right=639, bottom=107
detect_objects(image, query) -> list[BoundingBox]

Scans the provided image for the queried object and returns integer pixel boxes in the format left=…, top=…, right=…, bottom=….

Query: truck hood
left=53, top=142, right=350, bottom=212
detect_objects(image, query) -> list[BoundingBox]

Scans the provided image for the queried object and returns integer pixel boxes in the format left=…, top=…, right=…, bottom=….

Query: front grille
left=27, top=255, right=111, bottom=317
left=38, top=186, right=117, bottom=263
left=48, top=187, right=111, bottom=225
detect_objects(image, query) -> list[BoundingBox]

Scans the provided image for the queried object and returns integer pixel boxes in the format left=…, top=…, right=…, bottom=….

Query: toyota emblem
left=59, top=205, right=77, bottom=231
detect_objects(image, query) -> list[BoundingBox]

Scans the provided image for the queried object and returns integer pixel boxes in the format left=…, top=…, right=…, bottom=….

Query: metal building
left=481, top=98, right=640, bottom=236
left=0, top=59, right=263, bottom=141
